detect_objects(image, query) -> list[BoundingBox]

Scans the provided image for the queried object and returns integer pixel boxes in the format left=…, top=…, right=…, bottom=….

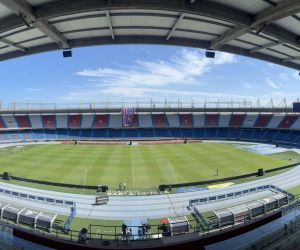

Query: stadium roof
left=1, top=0, right=300, bottom=69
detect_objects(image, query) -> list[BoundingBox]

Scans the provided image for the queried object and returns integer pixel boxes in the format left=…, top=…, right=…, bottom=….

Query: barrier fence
left=0, top=195, right=297, bottom=247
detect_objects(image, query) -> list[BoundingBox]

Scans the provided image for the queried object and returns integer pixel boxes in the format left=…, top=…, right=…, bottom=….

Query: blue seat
left=93, top=129, right=108, bottom=138
left=139, top=129, right=154, bottom=138
left=169, top=128, right=182, bottom=138
left=155, top=129, right=170, bottom=138
left=181, top=128, right=193, bottom=137
left=123, top=129, right=139, bottom=138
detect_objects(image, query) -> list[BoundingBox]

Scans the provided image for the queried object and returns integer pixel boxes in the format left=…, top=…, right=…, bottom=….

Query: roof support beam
left=0, top=36, right=299, bottom=70
left=166, top=13, right=184, bottom=41
left=0, top=38, right=26, bottom=51
left=105, top=10, right=115, bottom=40
left=249, top=41, right=284, bottom=53
left=210, top=0, right=300, bottom=49
left=0, top=0, right=69, bottom=49
left=281, top=56, right=300, bottom=62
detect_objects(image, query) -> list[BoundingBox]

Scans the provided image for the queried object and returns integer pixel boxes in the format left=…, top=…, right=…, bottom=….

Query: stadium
left=0, top=0, right=300, bottom=250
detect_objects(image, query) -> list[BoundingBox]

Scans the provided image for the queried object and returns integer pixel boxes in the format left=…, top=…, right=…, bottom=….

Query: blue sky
left=1, top=45, right=300, bottom=105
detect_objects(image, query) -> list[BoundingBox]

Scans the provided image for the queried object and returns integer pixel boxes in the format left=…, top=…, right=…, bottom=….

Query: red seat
left=179, top=114, right=193, bottom=127
left=205, top=114, right=218, bottom=127
left=152, top=114, right=169, bottom=127
left=229, top=114, right=245, bottom=127
left=42, top=115, right=56, bottom=128
left=15, top=115, right=31, bottom=128
left=93, top=115, right=109, bottom=128
left=279, top=115, right=298, bottom=128
left=68, top=115, right=81, bottom=128
left=255, top=114, right=273, bottom=128
left=0, top=116, right=6, bottom=128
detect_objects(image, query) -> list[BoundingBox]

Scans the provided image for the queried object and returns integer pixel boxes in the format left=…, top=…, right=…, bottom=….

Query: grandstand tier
left=0, top=112, right=299, bottom=131
left=0, top=126, right=299, bottom=147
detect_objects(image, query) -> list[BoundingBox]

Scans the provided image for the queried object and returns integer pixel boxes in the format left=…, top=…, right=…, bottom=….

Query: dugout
left=168, top=216, right=189, bottom=236
left=213, top=208, right=234, bottom=228
left=258, top=197, right=278, bottom=212
left=246, top=201, right=265, bottom=218
left=2, top=205, right=24, bottom=223
left=36, top=212, right=57, bottom=230
left=19, top=208, right=41, bottom=228
left=228, top=204, right=250, bottom=224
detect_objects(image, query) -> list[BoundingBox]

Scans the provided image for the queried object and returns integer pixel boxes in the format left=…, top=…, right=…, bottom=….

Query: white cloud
left=64, top=86, right=252, bottom=101
left=266, top=77, right=281, bottom=89
left=64, top=49, right=237, bottom=101
left=26, top=88, right=46, bottom=92
left=243, top=82, right=255, bottom=89
left=76, top=49, right=236, bottom=89
left=292, top=71, right=300, bottom=80
left=278, top=73, right=289, bottom=81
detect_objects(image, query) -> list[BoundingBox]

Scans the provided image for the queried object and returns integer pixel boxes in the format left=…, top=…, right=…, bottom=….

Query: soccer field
left=0, top=143, right=289, bottom=189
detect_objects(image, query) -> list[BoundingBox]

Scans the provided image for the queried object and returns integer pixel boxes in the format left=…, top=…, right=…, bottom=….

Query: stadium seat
left=166, top=113, right=180, bottom=127
left=205, top=114, right=219, bottom=127
left=42, top=115, right=56, bottom=128
left=28, top=115, right=43, bottom=129
left=169, top=128, right=182, bottom=137
left=81, top=129, right=92, bottom=139
left=81, top=114, right=95, bottom=128
left=68, top=115, right=82, bottom=128
left=218, top=113, right=231, bottom=127
left=229, top=114, right=246, bottom=127
left=123, top=129, right=139, bottom=138
left=44, top=130, right=57, bottom=140
left=107, top=129, right=123, bottom=138
left=278, top=114, right=298, bottom=129
left=69, top=129, right=80, bottom=139
left=155, top=128, right=170, bottom=137
left=93, top=129, right=108, bottom=138
left=242, top=113, right=258, bottom=128
left=179, top=114, right=193, bottom=127
left=206, top=128, right=218, bottom=139
left=0, top=116, right=6, bottom=128
left=181, top=128, right=193, bottom=137
left=14, top=115, right=31, bottom=128
left=254, top=114, right=273, bottom=128
left=139, top=128, right=154, bottom=138
left=266, top=114, right=285, bottom=129
left=152, top=114, right=169, bottom=127
left=138, top=114, right=153, bottom=128
left=92, top=115, right=109, bottom=128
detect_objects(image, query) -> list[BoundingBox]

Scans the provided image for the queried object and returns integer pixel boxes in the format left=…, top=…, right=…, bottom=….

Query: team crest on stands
left=123, top=107, right=135, bottom=127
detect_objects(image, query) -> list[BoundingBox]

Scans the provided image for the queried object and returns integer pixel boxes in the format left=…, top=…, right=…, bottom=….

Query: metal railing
left=0, top=98, right=294, bottom=111
left=0, top=195, right=298, bottom=246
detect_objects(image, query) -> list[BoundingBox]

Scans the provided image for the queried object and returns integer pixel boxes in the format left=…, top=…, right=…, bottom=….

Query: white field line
left=82, top=167, right=87, bottom=193
left=130, top=147, right=135, bottom=188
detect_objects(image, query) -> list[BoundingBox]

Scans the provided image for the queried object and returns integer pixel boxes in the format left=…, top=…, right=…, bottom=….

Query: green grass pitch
left=0, top=143, right=289, bottom=189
